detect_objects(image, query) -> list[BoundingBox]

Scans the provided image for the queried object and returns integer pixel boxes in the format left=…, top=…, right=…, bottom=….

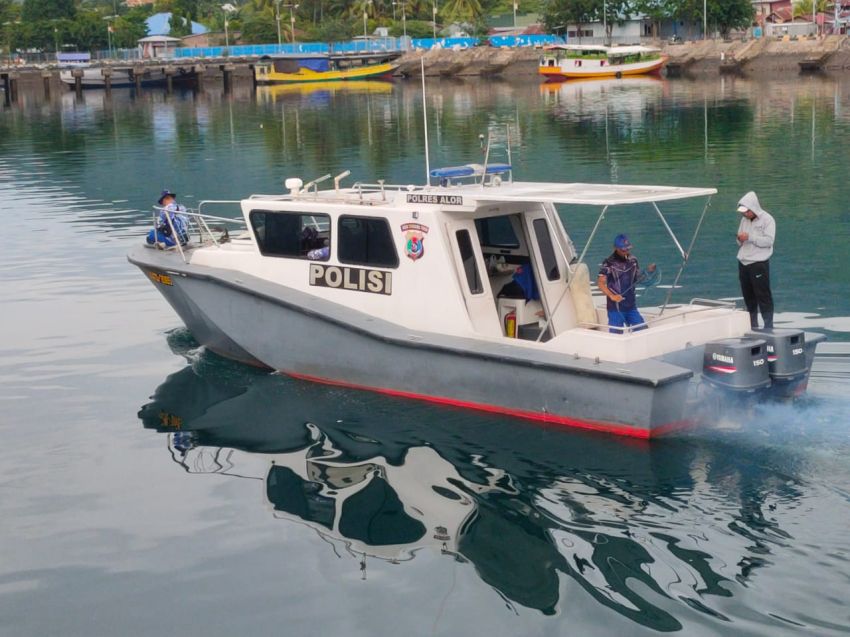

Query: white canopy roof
left=545, top=44, right=660, bottom=55
left=462, top=182, right=716, bottom=206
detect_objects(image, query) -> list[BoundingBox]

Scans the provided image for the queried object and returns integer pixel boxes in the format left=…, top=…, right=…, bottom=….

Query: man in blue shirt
left=146, top=190, right=189, bottom=248
left=597, top=234, right=656, bottom=334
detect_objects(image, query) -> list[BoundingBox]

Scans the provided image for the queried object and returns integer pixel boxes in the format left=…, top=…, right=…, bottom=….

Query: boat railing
left=688, top=297, right=737, bottom=308
left=577, top=299, right=740, bottom=334
left=151, top=202, right=247, bottom=263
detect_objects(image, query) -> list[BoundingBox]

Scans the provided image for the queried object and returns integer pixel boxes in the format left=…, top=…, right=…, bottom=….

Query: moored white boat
left=129, top=160, right=823, bottom=438
left=59, top=66, right=184, bottom=89
left=539, top=44, right=668, bottom=81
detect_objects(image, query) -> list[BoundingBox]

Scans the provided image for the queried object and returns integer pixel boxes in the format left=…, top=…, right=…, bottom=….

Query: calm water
left=2, top=76, right=850, bottom=636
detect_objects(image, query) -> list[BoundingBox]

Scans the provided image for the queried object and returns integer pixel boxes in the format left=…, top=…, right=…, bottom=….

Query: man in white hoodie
left=736, top=191, right=776, bottom=329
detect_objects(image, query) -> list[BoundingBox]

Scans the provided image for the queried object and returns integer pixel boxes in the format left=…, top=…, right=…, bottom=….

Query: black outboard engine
left=703, top=337, right=770, bottom=392
left=748, top=328, right=808, bottom=397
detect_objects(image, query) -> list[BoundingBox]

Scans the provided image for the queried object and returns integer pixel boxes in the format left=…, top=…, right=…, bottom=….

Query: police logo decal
left=401, top=222, right=429, bottom=261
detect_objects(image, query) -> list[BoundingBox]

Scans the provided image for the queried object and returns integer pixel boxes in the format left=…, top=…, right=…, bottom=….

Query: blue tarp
left=299, top=57, right=329, bottom=72
left=430, top=163, right=511, bottom=178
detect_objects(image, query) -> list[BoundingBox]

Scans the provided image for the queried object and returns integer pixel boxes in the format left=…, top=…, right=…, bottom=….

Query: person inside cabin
left=147, top=190, right=189, bottom=248
left=597, top=234, right=656, bottom=334
left=495, top=259, right=540, bottom=302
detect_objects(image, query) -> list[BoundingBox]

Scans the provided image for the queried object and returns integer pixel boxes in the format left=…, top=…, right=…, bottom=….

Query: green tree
left=388, top=18, right=435, bottom=36
left=792, top=0, right=830, bottom=18
left=169, top=9, right=192, bottom=36
left=112, top=14, right=149, bottom=48
left=633, top=0, right=673, bottom=37
left=710, top=0, right=752, bottom=36
left=673, top=0, right=752, bottom=37
left=21, top=0, right=76, bottom=22
left=241, top=10, right=278, bottom=43
left=0, top=0, right=13, bottom=23
left=68, top=11, right=110, bottom=50
left=595, top=0, right=633, bottom=40
left=441, top=0, right=483, bottom=23
left=304, top=17, right=357, bottom=41
left=543, top=0, right=596, bottom=38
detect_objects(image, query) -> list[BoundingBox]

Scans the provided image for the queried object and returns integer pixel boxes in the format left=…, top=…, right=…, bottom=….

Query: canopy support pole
left=652, top=202, right=686, bottom=259
left=576, top=205, right=608, bottom=265
left=659, top=196, right=712, bottom=316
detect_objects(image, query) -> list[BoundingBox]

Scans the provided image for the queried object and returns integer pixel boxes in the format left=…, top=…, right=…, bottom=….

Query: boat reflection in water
left=256, top=80, right=394, bottom=104
left=139, top=339, right=811, bottom=627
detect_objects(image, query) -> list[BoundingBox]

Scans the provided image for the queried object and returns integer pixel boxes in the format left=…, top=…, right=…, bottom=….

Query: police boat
left=129, top=162, right=824, bottom=439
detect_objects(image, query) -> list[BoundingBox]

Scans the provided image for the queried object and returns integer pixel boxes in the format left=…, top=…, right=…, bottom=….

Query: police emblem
left=401, top=222, right=429, bottom=261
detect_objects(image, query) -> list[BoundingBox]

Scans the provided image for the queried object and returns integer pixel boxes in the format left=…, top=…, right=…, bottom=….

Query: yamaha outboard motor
left=748, top=328, right=808, bottom=397
left=703, top=337, right=770, bottom=392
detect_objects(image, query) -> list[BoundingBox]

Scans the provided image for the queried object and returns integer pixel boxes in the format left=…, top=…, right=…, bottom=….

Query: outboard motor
left=748, top=328, right=808, bottom=397
left=703, top=337, right=770, bottom=392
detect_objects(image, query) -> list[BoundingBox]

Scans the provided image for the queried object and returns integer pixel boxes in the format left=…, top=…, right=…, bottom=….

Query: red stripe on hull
left=284, top=371, right=691, bottom=439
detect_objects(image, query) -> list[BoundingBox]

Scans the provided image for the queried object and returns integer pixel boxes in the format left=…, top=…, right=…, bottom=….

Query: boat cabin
left=540, top=44, right=662, bottom=68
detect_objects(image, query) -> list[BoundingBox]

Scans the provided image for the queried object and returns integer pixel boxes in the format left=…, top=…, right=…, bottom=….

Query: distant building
left=126, top=0, right=154, bottom=6
left=486, top=12, right=542, bottom=36
left=138, top=35, right=182, bottom=58
left=753, top=0, right=792, bottom=27
left=560, top=17, right=653, bottom=43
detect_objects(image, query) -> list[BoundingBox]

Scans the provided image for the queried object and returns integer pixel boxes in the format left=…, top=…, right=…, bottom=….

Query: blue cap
left=158, top=189, right=176, bottom=205
left=614, top=234, right=633, bottom=251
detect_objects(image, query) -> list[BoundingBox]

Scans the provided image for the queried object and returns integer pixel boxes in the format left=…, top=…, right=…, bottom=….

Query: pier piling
left=8, top=72, right=19, bottom=103
left=102, top=67, right=112, bottom=94
left=71, top=68, right=83, bottom=96
left=222, top=64, right=234, bottom=94
left=42, top=70, right=52, bottom=99
left=194, top=64, right=205, bottom=91
left=2, top=73, right=10, bottom=106
left=133, top=66, right=144, bottom=91
left=164, top=67, right=175, bottom=94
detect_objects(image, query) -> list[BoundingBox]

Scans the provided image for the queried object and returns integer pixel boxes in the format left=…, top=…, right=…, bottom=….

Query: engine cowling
left=703, top=337, right=770, bottom=392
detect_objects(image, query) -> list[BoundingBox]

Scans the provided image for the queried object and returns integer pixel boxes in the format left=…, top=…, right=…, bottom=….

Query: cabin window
left=456, top=230, right=483, bottom=294
left=533, top=219, right=560, bottom=281
left=273, top=59, right=300, bottom=73
left=337, top=215, right=399, bottom=268
left=475, top=216, right=520, bottom=249
left=250, top=210, right=330, bottom=260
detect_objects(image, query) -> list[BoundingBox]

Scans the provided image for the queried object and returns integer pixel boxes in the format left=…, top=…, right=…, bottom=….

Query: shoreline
left=397, top=34, right=850, bottom=77
left=3, top=34, right=850, bottom=95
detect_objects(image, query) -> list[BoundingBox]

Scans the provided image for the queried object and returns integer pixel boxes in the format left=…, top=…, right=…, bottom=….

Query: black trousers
left=738, top=260, right=774, bottom=328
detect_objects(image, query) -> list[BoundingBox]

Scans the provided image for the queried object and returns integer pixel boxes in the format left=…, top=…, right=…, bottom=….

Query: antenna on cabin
left=421, top=57, right=431, bottom=187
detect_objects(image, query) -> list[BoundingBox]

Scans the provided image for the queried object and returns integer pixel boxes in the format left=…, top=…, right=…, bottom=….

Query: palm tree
left=440, top=0, right=482, bottom=23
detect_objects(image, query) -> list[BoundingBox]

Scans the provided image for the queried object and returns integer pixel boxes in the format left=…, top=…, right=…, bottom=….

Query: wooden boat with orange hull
left=538, top=44, right=668, bottom=81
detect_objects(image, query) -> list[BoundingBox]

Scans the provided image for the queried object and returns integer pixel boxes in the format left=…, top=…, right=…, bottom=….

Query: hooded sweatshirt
left=736, top=191, right=775, bottom=265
